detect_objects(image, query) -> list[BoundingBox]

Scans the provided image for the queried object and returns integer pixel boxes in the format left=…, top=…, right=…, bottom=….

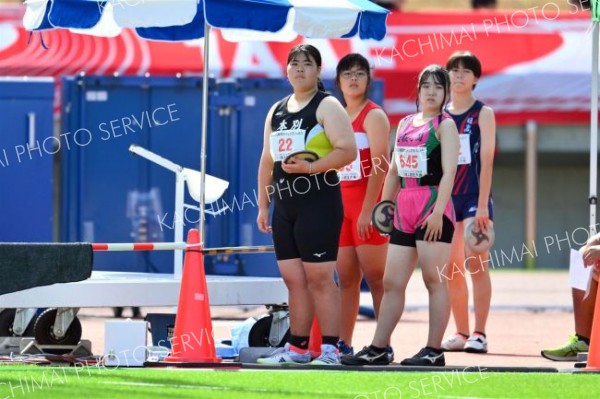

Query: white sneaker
left=441, top=333, right=468, bottom=352
left=464, top=333, right=488, bottom=353
left=256, top=343, right=311, bottom=365
left=311, top=344, right=340, bottom=365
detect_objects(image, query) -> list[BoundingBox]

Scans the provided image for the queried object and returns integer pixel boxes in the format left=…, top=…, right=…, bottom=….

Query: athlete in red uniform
left=335, top=53, right=390, bottom=356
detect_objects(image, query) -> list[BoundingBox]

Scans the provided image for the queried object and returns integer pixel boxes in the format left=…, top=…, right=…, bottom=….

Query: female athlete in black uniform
left=256, top=44, right=356, bottom=365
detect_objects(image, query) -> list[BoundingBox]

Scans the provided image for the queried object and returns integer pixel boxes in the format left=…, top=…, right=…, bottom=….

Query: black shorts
left=389, top=215, right=455, bottom=247
left=271, top=172, right=343, bottom=263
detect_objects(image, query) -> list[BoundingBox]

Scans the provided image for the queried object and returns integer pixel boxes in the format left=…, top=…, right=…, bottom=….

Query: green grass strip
left=0, top=366, right=598, bottom=399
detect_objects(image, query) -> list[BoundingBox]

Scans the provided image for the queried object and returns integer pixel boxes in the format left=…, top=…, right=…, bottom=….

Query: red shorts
left=339, top=183, right=389, bottom=247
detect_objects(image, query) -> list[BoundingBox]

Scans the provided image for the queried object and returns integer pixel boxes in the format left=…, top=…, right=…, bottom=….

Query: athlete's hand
left=421, top=211, right=443, bottom=242
left=257, top=208, right=272, bottom=234
left=474, top=207, right=490, bottom=232
left=582, top=245, right=600, bottom=267
left=281, top=157, right=311, bottom=174
left=357, top=210, right=373, bottom=241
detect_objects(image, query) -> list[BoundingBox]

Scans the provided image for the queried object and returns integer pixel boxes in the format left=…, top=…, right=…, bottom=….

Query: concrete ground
left=78, top=270, right=583, bottom=370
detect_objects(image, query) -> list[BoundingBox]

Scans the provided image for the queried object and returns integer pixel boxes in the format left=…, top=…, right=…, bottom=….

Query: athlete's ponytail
left=317, top=78, right=325, bottom=92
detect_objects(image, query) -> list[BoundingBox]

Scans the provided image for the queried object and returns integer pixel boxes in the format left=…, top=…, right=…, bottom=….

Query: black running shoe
left=400, top=347, right=445, bottom=366
left=385, top=346, right=394, bottom=363
left=341, top=346, right=391, bottom=366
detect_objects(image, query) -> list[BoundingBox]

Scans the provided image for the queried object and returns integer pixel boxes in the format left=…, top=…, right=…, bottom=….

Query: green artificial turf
left=0, top=365, right=598, bottom=399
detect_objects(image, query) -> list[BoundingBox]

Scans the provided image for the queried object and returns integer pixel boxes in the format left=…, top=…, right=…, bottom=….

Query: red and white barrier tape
left=91, top=243, right=274, bottom=254
left=92, top=242, right=187, bottom=251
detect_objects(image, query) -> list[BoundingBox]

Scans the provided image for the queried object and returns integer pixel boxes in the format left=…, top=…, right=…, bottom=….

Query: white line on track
left=98, top=380, right=350, bottom=397
left=99, top=381, right=272, bottom=392
left=437, top=396, right=505, bottom=399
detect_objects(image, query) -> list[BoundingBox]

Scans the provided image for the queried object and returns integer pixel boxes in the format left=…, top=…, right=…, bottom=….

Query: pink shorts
left=391, top=186, right=455, bottom=247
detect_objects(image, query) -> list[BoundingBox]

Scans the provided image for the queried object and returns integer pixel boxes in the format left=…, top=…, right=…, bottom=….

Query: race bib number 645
left=395, top=146, right=428, bottom=178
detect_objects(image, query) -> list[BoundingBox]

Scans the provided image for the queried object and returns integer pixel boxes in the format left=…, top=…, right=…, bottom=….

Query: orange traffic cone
left=165, top=229, right=221, bottom=364
left=585, top=273, right=600, bottom=371
left=308, top=316, right=322, bottom=358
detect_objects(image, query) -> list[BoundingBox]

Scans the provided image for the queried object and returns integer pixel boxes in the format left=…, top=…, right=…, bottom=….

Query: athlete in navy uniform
left=441, top=51, right=496, bottom=354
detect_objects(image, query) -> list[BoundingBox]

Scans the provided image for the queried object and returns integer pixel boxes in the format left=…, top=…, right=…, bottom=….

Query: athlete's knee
left=423, top=275, right=447, bottom=292
left=362, top=268, right=384, bottom=289
left=473, top=253, right=492, bottom=271
left=282, top=276, right=308, bottom=292
left=382, top=274, right=408, bottom=293
left=441, top=260, right=467, bottom=283
left=422, top=267, right=449, bottom=290
left=337, top=271, right=362, bottom=289
left=306, top=272, right=335, bottom=292
left=365, top=278, right=384, bottom=296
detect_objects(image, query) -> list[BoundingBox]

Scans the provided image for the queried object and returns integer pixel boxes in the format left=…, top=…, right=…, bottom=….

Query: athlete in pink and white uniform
left=343, top=65, right=459, bottom=367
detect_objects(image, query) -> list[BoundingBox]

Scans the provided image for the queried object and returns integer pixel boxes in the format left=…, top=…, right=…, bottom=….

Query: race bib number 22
left=270, top=129, right=305, bottom=162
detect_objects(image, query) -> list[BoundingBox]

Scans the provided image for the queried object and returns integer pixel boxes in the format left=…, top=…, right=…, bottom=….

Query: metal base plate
left=19, top=338, right=93, bottom=357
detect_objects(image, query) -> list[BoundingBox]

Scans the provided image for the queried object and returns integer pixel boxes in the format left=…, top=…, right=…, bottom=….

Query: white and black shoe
left=441, top=333, right=468, bottom=352
left=400, top=347, right=445, bottom=367
left=385, top=346, right=394, bottom=363
left=464, top=333, right=488, bottom=353
left=256, top=343, right=311, bottom=365
left=311, top=344, right=341, bottom=365
left=341, top=346, right=391, bottom=365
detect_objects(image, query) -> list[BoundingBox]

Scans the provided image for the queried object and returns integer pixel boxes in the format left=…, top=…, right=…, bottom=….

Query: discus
left=464, top=221, right=495, bottom=253
left=371, top=200, right=395, bottom=235
left=284, top=150, right=319, bottom=164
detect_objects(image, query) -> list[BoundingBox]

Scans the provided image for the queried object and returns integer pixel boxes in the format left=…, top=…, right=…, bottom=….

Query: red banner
left=0, top=5, right=595, bottom=125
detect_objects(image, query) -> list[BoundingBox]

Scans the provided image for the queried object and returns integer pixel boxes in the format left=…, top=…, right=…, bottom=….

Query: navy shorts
left=452, top=193, right=494, bottom=223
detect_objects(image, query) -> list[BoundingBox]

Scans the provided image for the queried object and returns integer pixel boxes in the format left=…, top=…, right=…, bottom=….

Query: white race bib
left=270, top=129, right=305, bottom=162
left=458, top=134, right=472, bottom=165
left=338, top=150, right=361, bottom=181
left=395, top=146, right=428, bottom=178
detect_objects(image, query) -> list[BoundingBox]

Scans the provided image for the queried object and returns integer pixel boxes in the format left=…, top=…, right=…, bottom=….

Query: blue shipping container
left=60, top=76, right=384, bottom=276
left=0, top=77, right=54, bottom=242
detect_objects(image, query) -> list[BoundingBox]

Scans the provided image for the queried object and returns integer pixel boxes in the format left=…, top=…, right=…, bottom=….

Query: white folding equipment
left=128, top=144, right=229, bottom=278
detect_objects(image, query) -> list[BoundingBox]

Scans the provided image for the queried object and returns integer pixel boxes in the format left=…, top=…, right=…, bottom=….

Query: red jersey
left=339, top=100, right=382, bottom=187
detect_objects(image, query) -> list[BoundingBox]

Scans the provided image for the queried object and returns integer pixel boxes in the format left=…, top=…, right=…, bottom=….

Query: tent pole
left=525, top=120, right=537, bottom=270
left=591, top=21, right=598, bottom=236
left=199, top=22, right=211, bottom=246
